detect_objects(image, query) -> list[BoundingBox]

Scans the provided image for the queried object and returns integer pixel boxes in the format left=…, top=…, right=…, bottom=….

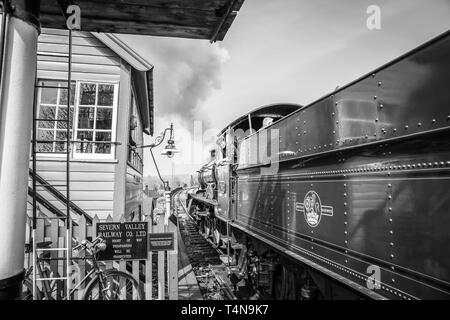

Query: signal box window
left=36, top=80, right=75, bottom=153
left=76, top=82, right=117, bottom=157
left=36, top=80, right=118, bottom=159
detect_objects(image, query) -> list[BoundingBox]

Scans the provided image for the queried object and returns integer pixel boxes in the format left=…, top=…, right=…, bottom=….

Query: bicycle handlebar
left=73, top=236, right=107, bottom=254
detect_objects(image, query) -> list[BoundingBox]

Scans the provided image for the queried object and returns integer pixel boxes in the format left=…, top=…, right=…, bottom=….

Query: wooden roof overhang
left=40, top=0, right=245, bottom=42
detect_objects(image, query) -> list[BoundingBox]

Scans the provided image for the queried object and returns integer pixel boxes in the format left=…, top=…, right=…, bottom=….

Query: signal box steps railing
left=27, top=186, right=76, bottom=225
left=28, top=168, right=92, bottom=224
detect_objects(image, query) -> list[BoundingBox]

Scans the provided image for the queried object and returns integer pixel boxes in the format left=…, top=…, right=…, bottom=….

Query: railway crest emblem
left=296, top=191, right=334, bottom=227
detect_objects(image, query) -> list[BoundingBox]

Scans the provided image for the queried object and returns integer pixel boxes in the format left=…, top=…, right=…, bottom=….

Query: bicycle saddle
left=24, top=241, right=53, bottom=253
left=37, top=241, right=53, bottom=248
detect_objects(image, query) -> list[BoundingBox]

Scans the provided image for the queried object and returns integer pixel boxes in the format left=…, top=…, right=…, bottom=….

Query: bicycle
left=22, top=236, right=144, bottom=300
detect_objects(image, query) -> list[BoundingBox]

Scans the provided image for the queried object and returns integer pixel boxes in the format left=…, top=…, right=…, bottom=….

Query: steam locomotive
left=187, top=31, right=450, bottom=300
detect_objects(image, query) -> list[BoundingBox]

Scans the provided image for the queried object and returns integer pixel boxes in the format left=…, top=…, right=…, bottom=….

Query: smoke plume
left=128, top=36, right=230, bottom=129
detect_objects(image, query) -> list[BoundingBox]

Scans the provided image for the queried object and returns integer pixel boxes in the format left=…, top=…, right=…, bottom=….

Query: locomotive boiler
left=187, top=31, right=450, bottom=300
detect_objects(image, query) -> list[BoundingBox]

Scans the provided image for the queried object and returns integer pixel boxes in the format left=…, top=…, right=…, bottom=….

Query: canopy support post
left=0, top=0, right=40, bottom=300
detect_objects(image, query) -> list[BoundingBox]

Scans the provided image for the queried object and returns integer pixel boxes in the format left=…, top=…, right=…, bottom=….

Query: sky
left=117, top=0, right=450, bottom=180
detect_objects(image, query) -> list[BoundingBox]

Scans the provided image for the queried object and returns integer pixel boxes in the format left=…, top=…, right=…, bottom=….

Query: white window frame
left=36, top=79, right=119, bottom=160
left=72, top=80, right=119, bottom=160
left=35, top=79, right=76, bottom=158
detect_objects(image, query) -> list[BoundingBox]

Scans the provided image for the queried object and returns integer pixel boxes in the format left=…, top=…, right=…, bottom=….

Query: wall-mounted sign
left=96, top=222, right=148, bottom=261
left=148, top=232, right=175, bottom=251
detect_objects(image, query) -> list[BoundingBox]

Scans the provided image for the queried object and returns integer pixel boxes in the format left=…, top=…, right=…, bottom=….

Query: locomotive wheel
left=272, top=265, right=288, bottom=300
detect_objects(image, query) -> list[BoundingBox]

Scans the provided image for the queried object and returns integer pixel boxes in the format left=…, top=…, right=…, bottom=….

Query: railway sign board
left=96, top=222, right=148, bottom=261
left=148, top=232, right=175, bottom=251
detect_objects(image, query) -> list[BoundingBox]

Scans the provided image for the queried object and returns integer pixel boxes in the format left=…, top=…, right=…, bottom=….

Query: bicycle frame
left=33, top=251, right=106, bottom=300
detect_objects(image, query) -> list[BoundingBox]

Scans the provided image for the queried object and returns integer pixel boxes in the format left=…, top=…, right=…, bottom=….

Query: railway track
left=174, top=189, right=237, bottom=300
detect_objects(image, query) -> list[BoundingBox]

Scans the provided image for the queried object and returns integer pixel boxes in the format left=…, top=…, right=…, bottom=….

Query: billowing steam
left=129, top=36, right=230, bottom=129
left=117, top=35, right=229, bottom=175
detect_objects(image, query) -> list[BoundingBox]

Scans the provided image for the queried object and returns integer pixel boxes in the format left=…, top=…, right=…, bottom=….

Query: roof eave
left=93, top=32, right=154, bottom=135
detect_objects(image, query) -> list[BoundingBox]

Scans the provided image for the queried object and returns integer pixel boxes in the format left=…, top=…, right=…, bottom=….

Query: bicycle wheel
left=21, top=278, right=42, bottom=300
left=83, top=270, right=144, bottom=300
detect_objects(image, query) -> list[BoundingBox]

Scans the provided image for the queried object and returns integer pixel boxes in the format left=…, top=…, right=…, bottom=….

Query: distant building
left=28, top=28, right=154, bottom=222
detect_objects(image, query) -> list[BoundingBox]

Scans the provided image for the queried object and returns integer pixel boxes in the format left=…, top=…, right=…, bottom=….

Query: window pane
left=37, top=130, right=55, bottom=152
left=55, top=131, right=72, bottom=152
left=96, top=108, right=113, bottom=129
left=38, top=105, right=56, bottom=119
left=76, top=131, right=93, bottom=153
left=78, top=107, right=95, bottom=129
left=79, top=83, right=96, bottom=105
left=37, top=143, right=53, bottom=152
left=98, top=84, right=114, bottom=106
left=95, top=132, right=112, bottom=154
left=37, top=129, right=54, bottom=141
left=40, top=81, right=59, bottom=104
left=57, top=107, right=74, bottom=129
left=55, top=130, right=71, bottom=141
left=59, top=82, right=76, bottom=105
